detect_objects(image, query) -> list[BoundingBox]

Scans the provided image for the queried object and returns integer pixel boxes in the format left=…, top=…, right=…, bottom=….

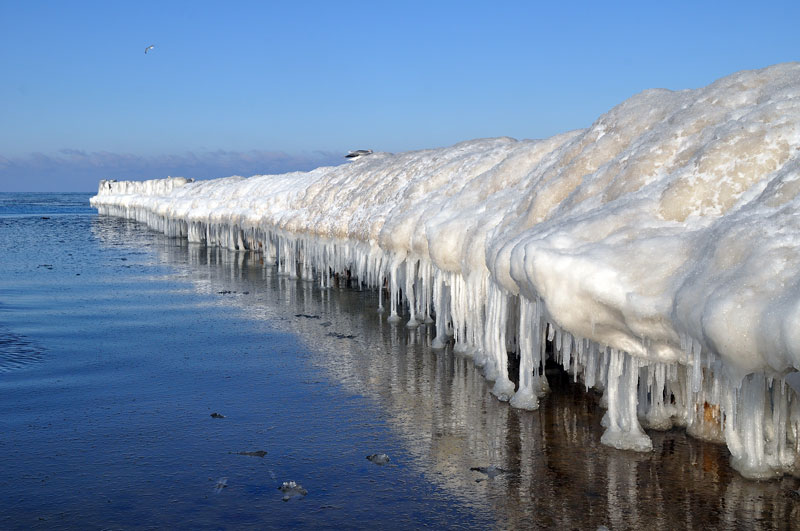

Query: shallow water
left=1, top=193, right=799, bottom=529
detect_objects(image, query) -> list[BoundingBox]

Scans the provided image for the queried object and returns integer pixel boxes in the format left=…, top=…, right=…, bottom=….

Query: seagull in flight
left=145, top=45, right=155, bottom=54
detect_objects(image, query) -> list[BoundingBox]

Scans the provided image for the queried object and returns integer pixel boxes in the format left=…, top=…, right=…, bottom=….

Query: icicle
left=94, top=174, right=800, bottom=481
left=583, top=341, right=597, bottom=390
left=387, top=259, right=402, bottom=323
left=377, top=274, right=384, bottom=311
left=600, top=350, right=652, bottom=452
left=431, top=270, right=451, bottom=350
left=511, top=297, right=539, bottom=410
left=728, top=373, right=775, bottom=479
left=405, top=259, right=418, bottom=328
left=691, top=338, right=703, bottom=394
left=644, top=363, right=672, bottom=430
left=488, top=283, right=515, bottom=401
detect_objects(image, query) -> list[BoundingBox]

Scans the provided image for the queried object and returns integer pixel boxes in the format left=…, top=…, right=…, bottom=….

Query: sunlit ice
left=91, top=63, right=800, bottom=480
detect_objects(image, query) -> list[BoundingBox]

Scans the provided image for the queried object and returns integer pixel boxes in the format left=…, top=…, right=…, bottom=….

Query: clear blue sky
left=1, top=1, right=798, bottom=191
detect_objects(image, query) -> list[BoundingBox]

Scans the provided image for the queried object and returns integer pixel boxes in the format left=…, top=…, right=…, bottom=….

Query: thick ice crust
left=91, top=63, right=800, bottom=479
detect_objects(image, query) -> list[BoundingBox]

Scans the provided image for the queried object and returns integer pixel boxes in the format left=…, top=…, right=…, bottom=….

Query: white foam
left=91, top=63, right=800, bottom=479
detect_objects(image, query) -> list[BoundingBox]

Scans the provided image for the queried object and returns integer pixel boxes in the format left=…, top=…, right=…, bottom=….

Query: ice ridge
left=91, top=63, right=800, bottom=479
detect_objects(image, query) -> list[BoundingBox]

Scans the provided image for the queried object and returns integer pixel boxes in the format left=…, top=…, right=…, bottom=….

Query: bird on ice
left=345, top=149, right=373, bottom=160
left=145, top=45, right=155, bottom=54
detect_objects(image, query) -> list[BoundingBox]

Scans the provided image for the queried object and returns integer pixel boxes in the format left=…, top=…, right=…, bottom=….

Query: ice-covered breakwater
left=91, top=63, right=800, bottom=479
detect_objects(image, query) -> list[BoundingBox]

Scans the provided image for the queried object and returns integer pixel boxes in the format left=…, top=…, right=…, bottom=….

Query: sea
left=1, top=192, right=798, bottom=530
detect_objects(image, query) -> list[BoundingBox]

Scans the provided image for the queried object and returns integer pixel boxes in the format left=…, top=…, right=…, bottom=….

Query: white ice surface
left=92, top=63, right=800, bottom=478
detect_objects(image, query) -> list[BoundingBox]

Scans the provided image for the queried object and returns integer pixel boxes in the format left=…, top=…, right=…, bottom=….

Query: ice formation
left=91, top=63, right=800, bottom=479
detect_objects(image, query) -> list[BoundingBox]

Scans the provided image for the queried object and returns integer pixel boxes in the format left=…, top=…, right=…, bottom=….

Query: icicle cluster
left=91, top=63, right=800, bottom=479
left=93, top=190, right=800, bottom=479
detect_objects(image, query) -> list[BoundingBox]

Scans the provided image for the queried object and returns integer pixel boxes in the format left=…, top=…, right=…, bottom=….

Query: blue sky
left=1, top=1, right=798, bottom=192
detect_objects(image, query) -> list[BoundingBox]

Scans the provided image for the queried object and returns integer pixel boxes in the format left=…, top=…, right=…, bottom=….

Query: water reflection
left=92, top=221, right=800, bottom=529
left=0, top=326, right=43, bottom=373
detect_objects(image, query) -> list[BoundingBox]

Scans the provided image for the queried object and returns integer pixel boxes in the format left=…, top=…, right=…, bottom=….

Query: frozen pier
left=91, top=63, right=800, bottom=479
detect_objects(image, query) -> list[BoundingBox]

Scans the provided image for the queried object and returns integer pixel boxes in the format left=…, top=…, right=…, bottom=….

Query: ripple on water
left=0, top=327, right=43, bottom=373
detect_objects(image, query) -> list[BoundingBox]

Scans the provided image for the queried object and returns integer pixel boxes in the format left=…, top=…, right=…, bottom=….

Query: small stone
left=213, top=477, right=228, bottom=493
left=367, top=453, right=390, bottom=465
left=470, top=465, right=509, bottom=479
left=278, top=480, right=307, bottom=501
left=235, top=450, right=267, bottom=458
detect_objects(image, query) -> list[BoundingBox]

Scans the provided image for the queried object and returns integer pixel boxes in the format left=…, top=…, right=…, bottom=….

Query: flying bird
left=145, top=45, right=155, bottom=54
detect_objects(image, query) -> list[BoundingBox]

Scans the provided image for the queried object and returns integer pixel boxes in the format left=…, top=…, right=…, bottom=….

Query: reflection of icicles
left=155, top=235, right=800, bottom=526
left=94, top=195, right=800, bottom=480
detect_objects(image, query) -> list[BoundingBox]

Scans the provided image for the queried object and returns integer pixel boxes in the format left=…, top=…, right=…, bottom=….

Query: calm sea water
left=1, top=192, right=799, bottom=530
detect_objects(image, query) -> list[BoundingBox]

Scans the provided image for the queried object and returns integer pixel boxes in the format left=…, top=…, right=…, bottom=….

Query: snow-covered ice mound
left=91, top=63, right=800, bottom=479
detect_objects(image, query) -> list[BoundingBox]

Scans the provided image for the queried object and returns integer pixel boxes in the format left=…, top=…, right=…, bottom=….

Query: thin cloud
left=0, top=149, right=346, bottom=192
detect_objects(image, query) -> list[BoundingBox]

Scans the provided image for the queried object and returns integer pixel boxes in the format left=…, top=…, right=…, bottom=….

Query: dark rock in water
left=213, top=477, right=228, bottom=493
left=470, top=465, right=510, bottom=479
left=367, top=453, right=390, bottom=465
left=279, top=480, right=307, bottom=501
left=320, top=321, right=332, bottom=327
left=295, top=314, right=321, bottom=319
left=327, top=332, right=357, bottom=339
left=234, top=450, right=267, bottom=458
left=210, top=412, right=225, bottom=419
left=40, top=217, right=50, bottom=220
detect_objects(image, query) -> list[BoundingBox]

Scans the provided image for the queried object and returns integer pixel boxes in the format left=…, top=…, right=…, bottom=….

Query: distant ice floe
left=91, top=63, right=800, bottom=480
